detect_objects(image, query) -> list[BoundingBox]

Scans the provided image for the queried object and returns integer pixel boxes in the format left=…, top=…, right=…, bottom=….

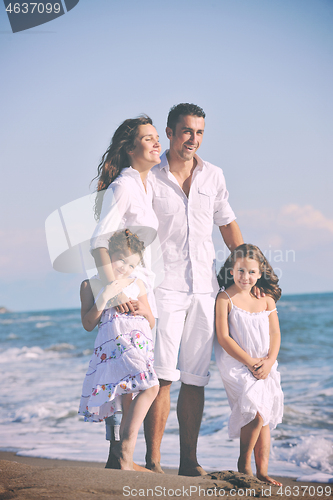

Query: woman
left=91, top=115, right=160, bottom=287
left=89, top=115, right=161, bottom=470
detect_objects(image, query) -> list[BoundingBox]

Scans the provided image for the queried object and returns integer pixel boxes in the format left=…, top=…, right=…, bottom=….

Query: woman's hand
left=128, top=294, right=155, bottom=329
left=129, top=299, right=149, bottom=319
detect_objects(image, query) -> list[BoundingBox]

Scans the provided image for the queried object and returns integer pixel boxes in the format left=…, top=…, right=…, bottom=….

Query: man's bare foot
left=145, top=460, right=165, bottom=474
left=257, top=474, right=282, bottom=486
left=237, top=457, right=253, bottom=476
left=178, top=464, right=207, bottom=477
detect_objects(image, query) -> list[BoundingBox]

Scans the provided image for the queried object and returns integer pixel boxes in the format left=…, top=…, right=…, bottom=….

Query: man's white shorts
left=153, top=287, right=218, bottom=387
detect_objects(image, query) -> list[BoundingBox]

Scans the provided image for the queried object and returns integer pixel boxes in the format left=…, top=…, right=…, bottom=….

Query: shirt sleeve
left=90, top=183, right=130, bottom=251
left=213, top=169, right=236, bottom=227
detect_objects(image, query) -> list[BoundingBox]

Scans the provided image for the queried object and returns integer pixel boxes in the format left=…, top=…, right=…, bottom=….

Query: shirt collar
left=158, top=150, right=204, bottom=172
left=119, top=166, right=153, bottom=190
left=120, top=166, right=141, bottom=178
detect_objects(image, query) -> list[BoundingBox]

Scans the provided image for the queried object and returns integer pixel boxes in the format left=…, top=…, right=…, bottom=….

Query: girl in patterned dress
left=215, top=244, right=283, bottom=485
left=79, top=229, right=159, bottom=470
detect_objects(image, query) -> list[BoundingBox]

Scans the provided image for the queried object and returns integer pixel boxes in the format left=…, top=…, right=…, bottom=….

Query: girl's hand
left=104, top=280, right=122, bottom=301
left=106, top=281, right=135, bottom=313
left=247, top=358, right=264, bottom=377
left=252, top=357, right=274, bottom=379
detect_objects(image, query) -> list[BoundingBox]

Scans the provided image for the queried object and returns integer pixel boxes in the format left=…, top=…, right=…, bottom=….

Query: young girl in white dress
left=215, top=244, right=284, bottom=486
left=79, top=229, right=159, bottom=470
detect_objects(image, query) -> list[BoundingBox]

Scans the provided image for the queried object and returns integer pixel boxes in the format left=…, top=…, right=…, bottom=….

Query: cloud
left=277, top=204, right=333, bottom=233
left=238, top=204, right=333, bottom=251
left=231, top=204, right=333, bottom=293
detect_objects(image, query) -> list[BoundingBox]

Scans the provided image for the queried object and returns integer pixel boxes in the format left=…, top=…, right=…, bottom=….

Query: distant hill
left=0, top=306, right=11, bottom=314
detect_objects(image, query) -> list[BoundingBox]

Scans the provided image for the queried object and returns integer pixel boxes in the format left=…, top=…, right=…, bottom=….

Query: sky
left=1, top=0, right=332, bottom=312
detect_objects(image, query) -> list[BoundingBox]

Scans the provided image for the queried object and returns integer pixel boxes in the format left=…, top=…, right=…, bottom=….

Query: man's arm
left=219, top=220, right=243, bottom=251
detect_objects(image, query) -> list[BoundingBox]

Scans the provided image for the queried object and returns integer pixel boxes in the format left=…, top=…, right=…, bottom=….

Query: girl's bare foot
left=145, top=460, right=165, bottom=473
left=134, top=463, right=154, bottom=472
left=237, top=457, right=253, bottom=476
left=257, top=473, right=282, bottom=486
left=111, top=443, right=134, bottom=471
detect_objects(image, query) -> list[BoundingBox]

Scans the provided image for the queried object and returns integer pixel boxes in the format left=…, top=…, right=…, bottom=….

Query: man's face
left=167, top=114, right=205, bottom=162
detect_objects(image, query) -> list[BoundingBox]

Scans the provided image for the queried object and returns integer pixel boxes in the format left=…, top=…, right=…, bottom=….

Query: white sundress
left=214, top=288, right=284, bottom=438
left=79, top=278, right=159, bottom=423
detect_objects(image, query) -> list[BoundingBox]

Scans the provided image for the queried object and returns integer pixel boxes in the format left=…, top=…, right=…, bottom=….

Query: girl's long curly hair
left=108, top=229, right=145, bottom=267
left=92, top=115, right=153, bottom=220
left=217, top=243, right=282, bottom=302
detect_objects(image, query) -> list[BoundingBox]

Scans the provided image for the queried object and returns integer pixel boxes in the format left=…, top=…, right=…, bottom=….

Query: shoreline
left=1, top=451, right=331, bottom=500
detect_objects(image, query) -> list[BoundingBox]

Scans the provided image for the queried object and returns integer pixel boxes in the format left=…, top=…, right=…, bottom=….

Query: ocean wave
left=35, top=322, right=54, bottom=328
left=275, top=436, right=333, bottom=474
left=6, top=333, right=18, bottom=339
left=22, top=315, right=53, bottom=322
left=9, top=401, right=78, bottom=424
left=45, top=343, right=76, bottom=352
left=0, top=346, right=68, bottom=362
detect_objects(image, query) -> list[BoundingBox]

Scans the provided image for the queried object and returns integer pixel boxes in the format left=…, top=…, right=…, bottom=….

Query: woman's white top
left=90, top=167, right=158, bottom=251
left=90, top=167, right=162, bottom=317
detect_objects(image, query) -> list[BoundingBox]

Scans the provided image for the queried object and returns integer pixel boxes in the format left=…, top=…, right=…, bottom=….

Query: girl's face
left=128, top=124, right=161, bottom=168
left=231, top=257, right=261, bottom=291
left=111, top=251, right=141, bottom=279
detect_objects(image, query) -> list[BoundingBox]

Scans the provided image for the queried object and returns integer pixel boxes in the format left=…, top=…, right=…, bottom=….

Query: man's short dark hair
left=167, top=103, right=205, bottom=132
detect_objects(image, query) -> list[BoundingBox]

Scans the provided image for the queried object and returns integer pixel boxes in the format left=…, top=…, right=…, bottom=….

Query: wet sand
left=0, top=451, right=331, bottom=500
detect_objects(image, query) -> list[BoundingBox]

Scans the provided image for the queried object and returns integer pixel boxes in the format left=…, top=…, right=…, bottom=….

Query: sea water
left=0, top=292, right=332, bottom=479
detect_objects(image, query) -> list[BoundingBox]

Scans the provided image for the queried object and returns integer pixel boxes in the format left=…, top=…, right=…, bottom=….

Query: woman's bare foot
left=237, top=457, right=254, bottom=476
left=257, top=473, right=282, bottom=486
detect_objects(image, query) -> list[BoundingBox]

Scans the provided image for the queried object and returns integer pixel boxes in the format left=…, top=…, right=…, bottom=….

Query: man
left=144, top=103, right=244, bottom=476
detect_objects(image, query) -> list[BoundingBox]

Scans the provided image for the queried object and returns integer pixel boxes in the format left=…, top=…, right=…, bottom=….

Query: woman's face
left=129, top=124, right=161, bottom=168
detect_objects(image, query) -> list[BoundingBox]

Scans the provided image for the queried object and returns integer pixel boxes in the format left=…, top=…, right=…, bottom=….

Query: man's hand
left=251, top=286, right=265, bottom=299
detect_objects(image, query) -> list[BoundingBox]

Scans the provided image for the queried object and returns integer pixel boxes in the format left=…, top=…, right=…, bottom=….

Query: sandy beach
left=1, top=452, right=331, bottom=500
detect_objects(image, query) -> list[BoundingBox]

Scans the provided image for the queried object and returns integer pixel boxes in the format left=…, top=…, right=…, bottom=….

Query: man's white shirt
left=149, top=150, right=236, bottom=294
